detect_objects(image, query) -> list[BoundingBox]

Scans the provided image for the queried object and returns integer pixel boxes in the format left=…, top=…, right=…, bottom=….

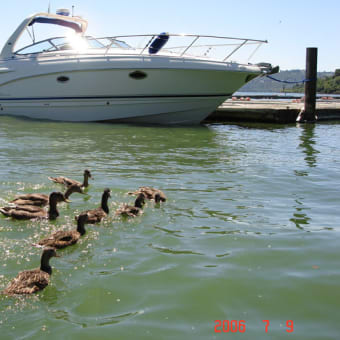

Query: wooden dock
left=204, top=98, right=340, bottom=124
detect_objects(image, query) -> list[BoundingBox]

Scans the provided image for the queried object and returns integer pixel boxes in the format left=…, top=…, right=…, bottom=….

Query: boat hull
left=0, top=95, right=227, bottom=125
left=0, top=57, right=259, bottom=124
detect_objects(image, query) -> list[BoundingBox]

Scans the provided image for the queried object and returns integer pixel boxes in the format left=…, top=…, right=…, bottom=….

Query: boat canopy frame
left=28, top=17, right=83, bottom=33
left=0, top=12, right=88, bottom=59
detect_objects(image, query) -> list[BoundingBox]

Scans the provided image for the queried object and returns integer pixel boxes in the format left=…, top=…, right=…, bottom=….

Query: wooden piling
left=298, top=47, right=318, bottom=122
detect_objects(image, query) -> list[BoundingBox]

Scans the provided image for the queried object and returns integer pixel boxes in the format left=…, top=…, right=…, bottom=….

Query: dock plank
left=204, top=99, right=340, bottom=123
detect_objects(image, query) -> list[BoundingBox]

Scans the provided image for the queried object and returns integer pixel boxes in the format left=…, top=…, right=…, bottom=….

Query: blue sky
left=0, top=0, right=338, bottom=71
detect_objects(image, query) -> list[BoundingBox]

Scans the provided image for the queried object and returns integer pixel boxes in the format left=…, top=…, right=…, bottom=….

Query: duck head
left=43, top=246, right=60, bottom=258
left=40, top=246, right=60, bottom=274
left=77, top=212, right=89, bottom=235
left=103, top=188, right=111, bottom=199
left=49, top=191, right=71, bottom=203
left=154, top=193, right=161, bottom=203
left=77, top=212, right=89, bottom=223
left=101, top=188, right=111, bottom=214
left=135, top=193, right=145, bottom=208
left=84, top=169, right=93, bottom=179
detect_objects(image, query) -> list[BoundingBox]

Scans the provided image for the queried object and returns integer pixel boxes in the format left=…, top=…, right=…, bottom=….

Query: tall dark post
left=303, top=47, right=318, bottom=121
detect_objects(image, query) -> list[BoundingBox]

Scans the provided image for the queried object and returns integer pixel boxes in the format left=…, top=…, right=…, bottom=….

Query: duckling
left=48, top=169, right=92, bottom=188
left=2, top=247, right=59, bottom=295
left=10, top=184, right=84, bottom=207
left=80, top=188, right=111, bottom=223
left=128, top=186, right=166, bottom=202
left=36, top=213, right=88, bottom=249
left=0, top=192, right=68, bottom=220
left=115, top=193, right=145, bottom=217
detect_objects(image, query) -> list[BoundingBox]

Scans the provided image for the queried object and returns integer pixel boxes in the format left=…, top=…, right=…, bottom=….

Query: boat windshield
left=14, top=36, right=129, bottom=55
left=86, top=37, right=131, bottom=49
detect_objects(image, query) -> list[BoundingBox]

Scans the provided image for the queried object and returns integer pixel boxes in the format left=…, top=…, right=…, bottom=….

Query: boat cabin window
left=16, top=40, right=58, bottom=54
left=16, top=36, right=91, bottom=55
left=112, top=40, right=130, bottom=49
left=15, top=36, right=131, bottom=55
left=87, top=37, right=131, bottom=49
left=48, top=37, right=73, bottom=50
left=85, top=37, right=106, bottom=49
left=15, top=36, right=120, bottom=55
left=15, top=37, right=76, bottom=55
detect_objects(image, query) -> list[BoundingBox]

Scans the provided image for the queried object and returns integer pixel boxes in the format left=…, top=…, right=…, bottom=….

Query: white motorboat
left=0, top=10, right=278, bottom=125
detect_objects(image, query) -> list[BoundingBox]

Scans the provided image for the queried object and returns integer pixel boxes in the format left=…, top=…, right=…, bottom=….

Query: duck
left=80, top=188, right=111, bottom=223
left=128, top=186, right=166, bottom=202
left=48, top=169, right=92, bottom=188
left=0, top=192, right=68, bottom=220
left=10, top=184, right=84, bottom=207
left=1, top=247, right=59, bottom=295
left=115, top=193, right=145, bottom=217
left=36, top=213, right=89, bottom=249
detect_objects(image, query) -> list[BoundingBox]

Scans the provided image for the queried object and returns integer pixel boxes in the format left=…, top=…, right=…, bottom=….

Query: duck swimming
left=0, top=192, right=68, bottom=220
left=2, top=247, right=59, bottom=295
left=37, top=213, right=89, bottom=249
left=128, top=186, right=166, bottom=202
left=80, top=188, right=111, bottom=223
left=115, top=193, right=145, bottom=217
left=48, top=169, right=92, bottom=188
left=10, top=184, right=84, bottom=207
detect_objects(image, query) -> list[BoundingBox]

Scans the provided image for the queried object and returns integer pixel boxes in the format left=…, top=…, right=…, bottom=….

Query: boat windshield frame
left=0, top=12, right=88, bottom=59
left=14, top=36, right=107, bottom=55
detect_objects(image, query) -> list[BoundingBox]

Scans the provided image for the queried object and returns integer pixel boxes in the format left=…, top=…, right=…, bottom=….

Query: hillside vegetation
left=239, top=69, right=334, bottom=93
left=289, top=69, right=340, bottom=94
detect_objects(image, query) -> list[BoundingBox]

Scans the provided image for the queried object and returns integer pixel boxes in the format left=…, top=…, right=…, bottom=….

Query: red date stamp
left=214, top=320, right=246, bottom=333
left=214, top=320, right=294, bottom=333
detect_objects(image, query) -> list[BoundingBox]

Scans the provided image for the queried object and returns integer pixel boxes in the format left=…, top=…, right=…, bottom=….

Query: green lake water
left=0, top=116, right=339, bottom=339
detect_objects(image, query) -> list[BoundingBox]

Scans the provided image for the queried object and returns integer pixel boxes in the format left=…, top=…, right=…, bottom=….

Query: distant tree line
left=239, top=69, right=334, bottom=93
left=289, top=69, right=340, bottom=94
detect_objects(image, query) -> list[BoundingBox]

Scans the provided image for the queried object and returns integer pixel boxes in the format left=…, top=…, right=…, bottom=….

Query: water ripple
left=1, top=118, right=340, bottom=339
left=148, top=244, right=204, bottom=256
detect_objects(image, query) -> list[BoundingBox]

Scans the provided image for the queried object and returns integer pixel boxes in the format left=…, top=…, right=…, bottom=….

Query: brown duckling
left=80, top=188, right=111, bottom=223
left=37, top=213, right=89, bottom=249
left=0, top=192, right=68, bottom=220
left=115, top=193, right=145, bottom=217
left=2, top=247, right=59, bottom=295
left=10, top=184, right=84, bottom=207
left=128, top=186, right=166, bottom=202
left=48, top=169, right=92, bottom=188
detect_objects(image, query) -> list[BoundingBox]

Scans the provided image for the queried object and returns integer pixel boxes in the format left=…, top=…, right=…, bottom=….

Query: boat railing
left=13, top=33, right=267, bottom=65
left=92, top=34, right=267, bottom=63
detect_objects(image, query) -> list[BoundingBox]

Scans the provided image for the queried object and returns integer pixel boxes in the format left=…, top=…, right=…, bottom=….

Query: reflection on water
left=297, top=123, right=319, bottom=168
left=290, top=198, right=311, bottom=230
left=0, top=117, right=340, bottom=339
left=291, top=123, right=318, bottom=230
left=148, top=243, right=204, bottom=256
